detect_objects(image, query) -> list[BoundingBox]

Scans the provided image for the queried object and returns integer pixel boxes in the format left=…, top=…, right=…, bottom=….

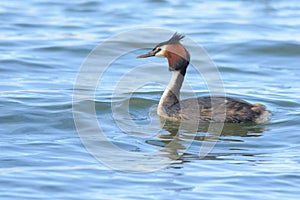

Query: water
left=1, top=0, right=300, bottom=199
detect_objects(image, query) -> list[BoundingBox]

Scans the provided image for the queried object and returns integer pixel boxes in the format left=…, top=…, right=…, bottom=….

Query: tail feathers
left=251, top=104, right=271, bottom=124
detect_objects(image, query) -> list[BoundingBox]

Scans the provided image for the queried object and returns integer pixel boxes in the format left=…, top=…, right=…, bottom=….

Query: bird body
left=137, top=33, right=271, bottom=123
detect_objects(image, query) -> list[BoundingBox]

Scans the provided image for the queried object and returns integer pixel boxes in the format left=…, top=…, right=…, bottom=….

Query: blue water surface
left=1, top=1, right=300, bottom=199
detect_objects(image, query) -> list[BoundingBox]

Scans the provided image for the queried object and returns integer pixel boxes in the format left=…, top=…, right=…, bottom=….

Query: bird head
left=137, top=32, right=190, bottom=75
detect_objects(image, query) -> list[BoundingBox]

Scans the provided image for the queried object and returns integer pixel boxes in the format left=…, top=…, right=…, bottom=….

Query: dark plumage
left=137, top=33, right=271, bottom=123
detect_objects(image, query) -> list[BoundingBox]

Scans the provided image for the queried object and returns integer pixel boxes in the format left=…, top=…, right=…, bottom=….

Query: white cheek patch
left=155, top=50, right=165, bottom=57
left=155, top=46, right=166, bottom=57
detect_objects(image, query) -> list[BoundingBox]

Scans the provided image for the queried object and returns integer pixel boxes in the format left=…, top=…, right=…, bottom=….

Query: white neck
left=157, top=71, right=185, bottom=117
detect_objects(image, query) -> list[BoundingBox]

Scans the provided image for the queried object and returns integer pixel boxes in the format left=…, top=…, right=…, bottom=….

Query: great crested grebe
left=137, top=33, right=271, bottom=123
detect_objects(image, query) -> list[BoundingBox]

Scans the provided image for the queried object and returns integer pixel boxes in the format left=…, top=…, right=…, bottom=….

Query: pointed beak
left=136, top=50, right=156, bottom=58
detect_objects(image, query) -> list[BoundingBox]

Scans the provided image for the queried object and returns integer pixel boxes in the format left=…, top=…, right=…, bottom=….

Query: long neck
left=158, top=70, right=185, bottom=117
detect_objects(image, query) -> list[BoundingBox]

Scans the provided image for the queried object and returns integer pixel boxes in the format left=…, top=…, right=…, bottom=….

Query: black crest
left=155, top=32, right=185, bottom=48
left=167, top=32, right=185, bottom=44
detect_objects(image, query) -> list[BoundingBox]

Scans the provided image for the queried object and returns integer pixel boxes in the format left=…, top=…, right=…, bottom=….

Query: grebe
left=137, top=33, right=271, bottom=123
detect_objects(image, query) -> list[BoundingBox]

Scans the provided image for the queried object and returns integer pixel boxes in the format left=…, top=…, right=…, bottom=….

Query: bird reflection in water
left=145, top=119, right=267, bottom=164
